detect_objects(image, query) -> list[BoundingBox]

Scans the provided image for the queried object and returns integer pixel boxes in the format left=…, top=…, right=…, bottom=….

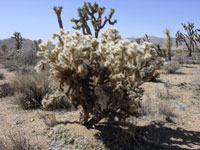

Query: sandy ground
left=0, top=64, right=200, bottom=150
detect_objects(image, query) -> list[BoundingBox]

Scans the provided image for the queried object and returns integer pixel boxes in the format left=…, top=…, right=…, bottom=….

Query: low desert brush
left=12, top=67, right=51, bottom=109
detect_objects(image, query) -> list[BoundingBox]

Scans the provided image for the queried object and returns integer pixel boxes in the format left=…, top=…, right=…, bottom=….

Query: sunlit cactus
left=164, top=29, right=172, bottom=61
left=35, top=28, right=163, bottom=127
left=71, top=2, right=117, bottom=38
left=11, top=32, right=24, bottom=49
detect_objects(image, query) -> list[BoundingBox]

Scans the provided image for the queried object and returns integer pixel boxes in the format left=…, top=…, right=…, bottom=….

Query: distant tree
left=176, top=22, right=197, bottom=57
left=135, top=38, right=141, bottom=44
left=155, top=43, right=163, bottom=57
left=164, top=29, right=172, bottom=61
left=194, top=28, right=200, bottom=44
left=11, top=32, right=24, bottom=49
left=53, top=6, right=64, bottom=29
left=143, top=34, right=150, bottom=42
left=1, top=45, right=7, bottom=52
left=71, top=2, right=117, bottom=38
left=33, top=39, right=42, bottom=51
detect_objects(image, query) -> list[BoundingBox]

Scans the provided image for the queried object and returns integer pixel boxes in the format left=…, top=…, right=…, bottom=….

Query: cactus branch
left=53, top=6, right=64, bottom=29
left=71, top=2, right=117, bottom=38
left=176, top=22, right=197, bottom=57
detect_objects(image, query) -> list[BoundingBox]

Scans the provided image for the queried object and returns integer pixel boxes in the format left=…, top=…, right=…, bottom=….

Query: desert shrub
left=38, top=112, right=58, bottom=127
left=161, top=48, right=167, bottom=57
left=0, top=131, right=42, bottom=150
left=0, top=83, right=15, bottom=98
left=163, top=60, right=181, bottom=73
left=42, top=90, right=71, bottom=110
left=195, top=47, right=200, bottom=53
left=173, top=53, right=187, bottom=64
left=12, top=67, right=51, bottom=109
left=1, top=59, right=22, bottom=71
left=35, top=28, right=164, bottom=127
left=0, top=73, right=4, bottom=80
left=139, top=90, right=176, bottom=121
left=175, top=49, right=183, bottom=53
left=0, top=47, right=39, bottom=72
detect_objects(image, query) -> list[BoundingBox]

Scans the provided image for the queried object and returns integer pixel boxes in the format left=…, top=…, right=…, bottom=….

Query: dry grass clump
left=1, top=59, right=21, bottom=72
left=0, top=83, right=15, bottom=98
left=38, top=112, right=58, bottom=127
left=173, top=53, right=187, bottom=64
left=139, top=89, right=176, bottom=121
left=173, top=52, right=200, bottom=64
left=12, top=67, right=51, bottom=109
left=0, top=48, right=38, bottom=72
left=0, top=73, right=5, bottom=80
left=163, top=60, right=181, bottom=74
left=0, top=131, right=42, bottom=150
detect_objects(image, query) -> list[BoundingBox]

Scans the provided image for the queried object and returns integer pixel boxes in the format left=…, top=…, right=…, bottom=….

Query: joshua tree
left=194, top=28, right=200, bottom=43
left=176, top=22, right=197, bottom=57
left=11, top=32, right=24, bottom=49
left=143, top=34, right=150, bottom=42
left=53, top=6, right=64, bottom=29
left=135, top=38, right=141, bottom=44
left=33, top=39, right=42, bottom=51
left=71, top=2, right=117, bottom=38
left=165, top=29, right=172, bottom=61
left=155, top=43, right=163, bottom=57
left=1, top=45, right=7, bottom=52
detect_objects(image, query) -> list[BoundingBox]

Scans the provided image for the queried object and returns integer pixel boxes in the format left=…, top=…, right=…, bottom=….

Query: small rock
left=30, top=118, right=34, bottom=122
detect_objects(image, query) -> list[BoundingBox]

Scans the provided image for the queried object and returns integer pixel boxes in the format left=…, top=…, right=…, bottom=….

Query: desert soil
left=0, top=64, right=200, bottom=150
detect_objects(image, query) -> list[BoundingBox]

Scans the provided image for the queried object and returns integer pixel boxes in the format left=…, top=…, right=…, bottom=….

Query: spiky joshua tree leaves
left=71, top=2, right=117, bottom=38
left=164, top=29, right=172, bottom=61
left=176, top=22, right=197, bottom=57
left=11, top=32, right=24, bottom=49
left=35, top=28, right=164, bottom=127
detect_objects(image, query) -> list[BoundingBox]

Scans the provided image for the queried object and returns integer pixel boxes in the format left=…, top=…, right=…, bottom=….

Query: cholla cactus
left=35, top=28, right=163, bottom=127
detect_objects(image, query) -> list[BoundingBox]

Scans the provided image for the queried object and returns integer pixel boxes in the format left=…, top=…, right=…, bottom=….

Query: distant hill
left=0, top=36, right=188, bottom=51
left=0, top=38, right=55, bottom=51
left=126, top=36, right=186, bottom=50
left=0, top=38, right=34, bottom=50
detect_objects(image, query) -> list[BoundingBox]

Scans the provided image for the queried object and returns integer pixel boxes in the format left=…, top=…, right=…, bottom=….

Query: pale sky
left=0, top=0, right=199, bottom=40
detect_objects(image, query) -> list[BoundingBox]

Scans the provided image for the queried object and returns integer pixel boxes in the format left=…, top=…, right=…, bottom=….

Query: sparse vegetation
left=12, top=67, right=51, bottom=109
left=0, top=73, right=4, bottom=80
left=1, top=1, right=200, bottom=150
left=0, top=131, right=42, bottom=150
left=38, top=112, right=58, bottom=127
left=163, top=60, right=181, bottom=74
left=0, top=83, right=14, bottom=98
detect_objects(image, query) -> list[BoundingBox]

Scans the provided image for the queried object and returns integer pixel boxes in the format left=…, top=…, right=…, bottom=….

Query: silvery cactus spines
left=35, top=28, right=163, bottom=127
